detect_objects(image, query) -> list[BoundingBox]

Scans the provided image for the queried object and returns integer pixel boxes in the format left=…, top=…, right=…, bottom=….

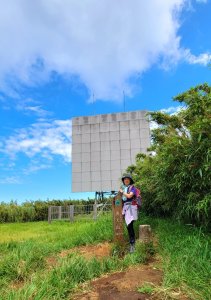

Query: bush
left=127, top=84, right=211, bottom=229
left=0, top=198, right=95, bottom=223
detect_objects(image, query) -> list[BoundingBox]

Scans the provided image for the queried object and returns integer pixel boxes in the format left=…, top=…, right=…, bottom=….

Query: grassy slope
left=0, top=214, right=210, bottom=300
left=150, top=217, right=211, bottom=300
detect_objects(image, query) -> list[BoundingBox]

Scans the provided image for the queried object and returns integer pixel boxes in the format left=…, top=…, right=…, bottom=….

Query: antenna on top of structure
left=123, top=90, right=126, bottom=112
left=92, top=92, right=95, bottom=115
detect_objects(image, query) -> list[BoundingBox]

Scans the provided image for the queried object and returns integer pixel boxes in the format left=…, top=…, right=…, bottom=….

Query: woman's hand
left=119, top=188, right=123, bottom=194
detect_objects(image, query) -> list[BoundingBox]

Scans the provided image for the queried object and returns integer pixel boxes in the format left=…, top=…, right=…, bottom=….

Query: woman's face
left=123, top=178, right=131, bottom=186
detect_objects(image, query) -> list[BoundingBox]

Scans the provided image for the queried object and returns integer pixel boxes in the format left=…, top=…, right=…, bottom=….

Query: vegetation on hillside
left=0, top=198, right=95, bottom=223
left=0, top=214, right=210, bottom=299
left=127, top=83, right=211, bottom=229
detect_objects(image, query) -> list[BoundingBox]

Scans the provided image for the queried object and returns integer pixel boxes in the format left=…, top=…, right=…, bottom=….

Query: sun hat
left=121, top=173, right=134, bottom=184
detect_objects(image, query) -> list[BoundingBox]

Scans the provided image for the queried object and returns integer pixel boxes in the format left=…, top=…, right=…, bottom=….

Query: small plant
left=111, top=241, right=127, bottom=257
left=137, top=283, right=154, bottom=294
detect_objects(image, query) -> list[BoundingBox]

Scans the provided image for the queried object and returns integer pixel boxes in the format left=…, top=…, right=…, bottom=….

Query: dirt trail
left=11, top=242, right=190, bottom=299
left=69, top=243, right=190, bottom=300
left=73, top=263, right=162, bottom=300
left=46, top=242, right=111, bottom=269
left=60, top=242, right=111, bottom=260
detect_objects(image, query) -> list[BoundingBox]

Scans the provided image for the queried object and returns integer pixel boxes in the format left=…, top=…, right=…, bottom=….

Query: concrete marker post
left=139, top=224, right=152, bottom=243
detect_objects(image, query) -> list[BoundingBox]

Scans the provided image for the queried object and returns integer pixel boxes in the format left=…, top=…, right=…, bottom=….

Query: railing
left=48, top=203, right=112, bottom=223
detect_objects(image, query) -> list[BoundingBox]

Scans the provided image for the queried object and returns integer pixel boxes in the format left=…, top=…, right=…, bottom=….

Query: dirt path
left=69, top=243, right=190, bottom=300
left=73, top=262, right=163, bottom=300
left=11, top=242, right=190, bottom=299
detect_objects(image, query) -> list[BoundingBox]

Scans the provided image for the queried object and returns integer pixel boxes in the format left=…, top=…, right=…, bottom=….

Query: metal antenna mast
left=123, top=90, right=126, bottom=112
left=92, top=93, right=95, bottom=115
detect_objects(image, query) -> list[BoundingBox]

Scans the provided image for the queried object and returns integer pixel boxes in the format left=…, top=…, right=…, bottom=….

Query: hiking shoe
left=129, top=244, right=135, bottom=253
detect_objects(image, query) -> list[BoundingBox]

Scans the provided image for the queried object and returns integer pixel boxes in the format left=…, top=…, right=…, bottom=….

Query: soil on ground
left=11, top=242, right=190, bottom=300
left=72, top=263, right=162, bottom=300
left=46, top=242, right=111, bottom=269
left=69, top=243, right=190, bottom=300
left=60, top=242, right=111, bottom=260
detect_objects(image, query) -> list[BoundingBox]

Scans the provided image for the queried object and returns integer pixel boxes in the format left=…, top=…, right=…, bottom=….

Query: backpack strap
left=127, top=185, right=136, bottom=198
left=127, top=185, right=133, bottom=193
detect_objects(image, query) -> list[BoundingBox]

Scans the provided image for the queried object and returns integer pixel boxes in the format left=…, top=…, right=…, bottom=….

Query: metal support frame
left=95, top=191, right=118, bottom=204
left=94, top=191, right=118, bottom=219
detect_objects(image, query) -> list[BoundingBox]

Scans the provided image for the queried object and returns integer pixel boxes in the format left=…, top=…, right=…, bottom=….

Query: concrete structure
left=72, top=110, right=150, bottom=192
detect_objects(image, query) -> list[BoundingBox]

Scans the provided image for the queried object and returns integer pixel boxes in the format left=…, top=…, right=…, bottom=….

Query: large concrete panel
left=72, top=134, right=82, bottom=144
left=72, top=143, right=82, bottom=153
left=91, top=181, right=101, bottom=190
left=91, top=161, right=100, bottom=172
left=110, top=160, right=121, bottom=170
left=82, top=152, right=90, bottom=162
left=82, top=143, right=91, bottom=153
left=110, top=140, right=120, bottom=151
left=91, top=132, right=100, bottom=142
left=73, top=152, right=81, bottom=163
left=101, top=160, right=111, bottom=171
left=101, top=180, right=112, bottom=190
left=100, top=132, right=110, bottom=141
left=101, top=141, right=110, bottom=151
left=72, top=110, right=150, bottom=192
left=81, top=181, right=91, bottom=192
left=91, top=171, right=101, bottom=182
left=82, top=162, right=91, bottom=172
left=110, top=131, right=120, bottom=140
left=109, top=122, right=119, bottom=131
left=81, top=133, right=91, bottom=143
left=91, top=123, right=100, bottom=133
left=91, top=141, right=101, bottom=152
left=81, top=124, right=91, bottom=134
left=72, top=162, right=82, bottom=173
left=120, top=140, right=130, bottom=150
left=120, top=149, right=131, bottom=159
left=101, top=170, right=111, bottom=181
left=100, top=151, right=110, bottom=161
left=100, top=122, right=110, bottom=132
left=91, top=151, right=101, bottom=162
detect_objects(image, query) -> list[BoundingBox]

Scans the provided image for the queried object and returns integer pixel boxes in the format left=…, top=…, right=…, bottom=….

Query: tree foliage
left=127, top=83, right=211, bottom=228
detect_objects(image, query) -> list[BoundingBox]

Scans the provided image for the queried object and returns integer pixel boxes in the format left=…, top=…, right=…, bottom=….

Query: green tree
left=127, top=84, right=211, bottom=228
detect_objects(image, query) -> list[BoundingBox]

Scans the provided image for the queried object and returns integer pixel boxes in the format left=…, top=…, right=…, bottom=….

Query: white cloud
left=150, top=105, right=185, bottom=130
left=0, top=119, right=72, bottom=163
left=160, top=105, right=185, bottom=114
left=184, top=49, right=211, bottom=65
left=23, top=162, right=52, bottom=175
left=0, top=0, right=207, bottom=101
left=15, top=98, right=52, bottom=117
left=0, top=176, right=22, bottom=184
left=195, top=0, right=207, bottom=3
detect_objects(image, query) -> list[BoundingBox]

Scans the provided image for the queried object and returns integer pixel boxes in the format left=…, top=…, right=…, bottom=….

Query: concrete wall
left=72, top=110, right=150, bottom=192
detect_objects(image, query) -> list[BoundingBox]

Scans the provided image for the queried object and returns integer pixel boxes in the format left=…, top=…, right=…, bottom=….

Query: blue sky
left=0, top=0, right=210, bottom=203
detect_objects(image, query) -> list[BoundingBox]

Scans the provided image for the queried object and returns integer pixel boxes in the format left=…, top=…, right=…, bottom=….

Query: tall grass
left=0, top=213, right=210, bottom=299
left=143, top=215, right=211, bottom=300
left=4, top=246, right=147, bottom=300
left=0, top=214, right=148, bottom=300
left=0, top=215, right=113, bottom=292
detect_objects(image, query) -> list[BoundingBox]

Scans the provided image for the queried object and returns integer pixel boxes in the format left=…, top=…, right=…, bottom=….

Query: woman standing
left=119, top=174, right=138, bottom=253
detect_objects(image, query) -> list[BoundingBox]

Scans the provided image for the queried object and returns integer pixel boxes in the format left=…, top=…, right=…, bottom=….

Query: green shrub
left=127, top=83, right=211, bottom=229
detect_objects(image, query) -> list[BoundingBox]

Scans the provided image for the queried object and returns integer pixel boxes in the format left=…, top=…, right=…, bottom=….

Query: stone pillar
left=58, top=206, right=62, bottom=220
left=93, top=203, right=97, bottom=220
left=69, top=205, right=74, bottom=222
left=139, top=225, right=152, bottom=243
left=48, top=206, right=51, bottom=224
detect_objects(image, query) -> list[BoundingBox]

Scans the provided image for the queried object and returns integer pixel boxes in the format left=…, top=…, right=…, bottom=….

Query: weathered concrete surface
left=72, top=110, right=150, bottom=192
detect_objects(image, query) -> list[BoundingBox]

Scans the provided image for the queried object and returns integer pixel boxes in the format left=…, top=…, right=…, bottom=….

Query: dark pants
left=127, top=221, right=135, bottom=245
